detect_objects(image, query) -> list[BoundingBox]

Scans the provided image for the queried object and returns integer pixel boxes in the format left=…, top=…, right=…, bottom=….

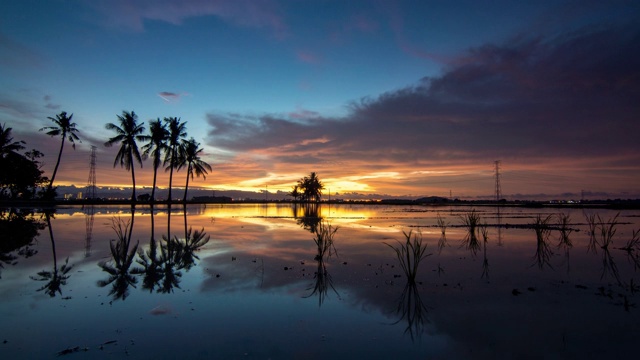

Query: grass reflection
left=392, top=282, right=429, bottom=342
left=305, top=221, right=340, bottom=306
left=531, top=215, right=553, bottom=270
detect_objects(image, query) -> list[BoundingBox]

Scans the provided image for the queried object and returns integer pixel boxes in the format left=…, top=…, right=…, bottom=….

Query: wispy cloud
left=158, top=91, right=184, bottom=103
left=295, top=50, right=322, bottom=65
left=87, top=0, right=288, bottom=38
left=0, top=32, right=45, bottom=68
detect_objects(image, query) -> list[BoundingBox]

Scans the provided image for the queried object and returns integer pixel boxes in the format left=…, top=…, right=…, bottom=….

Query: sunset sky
left=1, top=0, right=639, bottom=199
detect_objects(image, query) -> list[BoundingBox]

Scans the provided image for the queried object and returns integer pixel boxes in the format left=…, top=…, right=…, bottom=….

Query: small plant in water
left=436, top=212, right=448, bottom=253
left=556, top=213, right=573, bottom=249
left=385, top=230, right=432, bottom=283
left=313, top=221, right=339, bottom=261
left=584, top=212, right=598, bottom=253
left=460, top=210, right=482, bottom=256
left=531, top=214, right=553, bottom=269
left=597, top=213, right=619, bottom=249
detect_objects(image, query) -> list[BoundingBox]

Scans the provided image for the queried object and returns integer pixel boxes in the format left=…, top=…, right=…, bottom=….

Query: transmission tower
left=86, top=146, right=97, bottom=199
left=494, top=160, right=502, bottom=201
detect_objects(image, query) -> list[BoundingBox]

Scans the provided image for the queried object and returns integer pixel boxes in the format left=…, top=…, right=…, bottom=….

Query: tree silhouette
left=39, top=111, right=80, bottom=195
left=105, top=111, right=148, bottom=202
left=163, top=117, right=187, bottom=203
left=0, top=123, right=25, bottom=158
left=297, top=172, right=324, bottom=202
left=141, top=119, right=169, bottom=202
left=177, top=138, right=211, bottom=202
left=288, top=185, right=301, bottom=202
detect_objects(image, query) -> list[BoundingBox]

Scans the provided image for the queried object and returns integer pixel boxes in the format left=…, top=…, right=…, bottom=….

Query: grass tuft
left=385, top=230, right=432, bottom=283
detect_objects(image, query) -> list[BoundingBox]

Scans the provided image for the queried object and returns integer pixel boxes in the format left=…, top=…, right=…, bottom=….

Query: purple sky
left=1, top=0, right=639, bottom=199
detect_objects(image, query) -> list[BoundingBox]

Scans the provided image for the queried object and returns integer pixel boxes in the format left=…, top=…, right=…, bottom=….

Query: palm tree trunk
left=130, top=152, right=136, bottom=202
left=151, top=164, right=158, bottom=203
left=168, top=147, right=175, bottom=203
left=48, top=134, right=66, bottom=191
left=183, top=164, right=191, bottom=203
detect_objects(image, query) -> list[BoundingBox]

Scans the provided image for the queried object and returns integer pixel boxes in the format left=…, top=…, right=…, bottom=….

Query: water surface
left=1, top=204, right=638, bottom=358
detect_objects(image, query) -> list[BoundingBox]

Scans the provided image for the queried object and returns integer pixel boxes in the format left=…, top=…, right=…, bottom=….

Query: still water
left=1, top=204, right=639, bottom=359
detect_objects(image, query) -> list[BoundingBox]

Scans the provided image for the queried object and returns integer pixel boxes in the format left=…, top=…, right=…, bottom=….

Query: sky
left=1, top=0, right=639, bottom=200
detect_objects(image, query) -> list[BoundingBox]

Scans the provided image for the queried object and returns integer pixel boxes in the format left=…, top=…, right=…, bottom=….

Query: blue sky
left=1, top=0, right=639, bottom=199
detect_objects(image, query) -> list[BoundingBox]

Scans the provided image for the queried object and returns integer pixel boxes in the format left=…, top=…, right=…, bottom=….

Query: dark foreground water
left=1, top=204, right=639, bottom=359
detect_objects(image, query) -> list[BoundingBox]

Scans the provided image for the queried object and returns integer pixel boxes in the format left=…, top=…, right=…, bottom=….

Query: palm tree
left=141, top=119, right=169, bottom=202
left=0, top=123, right=26, bottom=159
left=39, top=111, right=80, bottom=193
left=163, top=117, right=187, bottom=203
left=177, top=138, right=212, bottom=202
left=297, top=172, right=324, bottom=202
left=288, top=185, right=301, bottom=202
left=105, top=111, right=148, bottom=202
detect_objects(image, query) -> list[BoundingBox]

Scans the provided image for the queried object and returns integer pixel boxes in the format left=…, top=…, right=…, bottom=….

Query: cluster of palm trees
left=289, top=172, right=325, bottom=202
left=39, top=110, right=211, bottom=203
left=105, top=111, right=211, bottom=203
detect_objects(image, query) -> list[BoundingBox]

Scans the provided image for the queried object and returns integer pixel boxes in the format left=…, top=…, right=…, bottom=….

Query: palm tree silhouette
left=105, top=111, right=148, bottom=202
left=297, top=172, right=324, bottom=202
left=141, top=119, right=169, bottom=202
left=163, top=117, right=187, bottom=203
left=177, top=138, right=211, bottom=202
left=39, top=111, right=80, bottom=195
left=0, top=123, right=26, bottom=158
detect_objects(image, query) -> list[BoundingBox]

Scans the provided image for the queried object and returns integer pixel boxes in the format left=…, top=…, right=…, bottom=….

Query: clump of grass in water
left=619, top=229, right=640, bottom=271
left=480, top=223, right=489, bottom=279
left=596, top=213, right=621, bottom=284
left=460, top=210, right=482, bottom=256
left=385, top=230, right=432, bottom=283
left=436, top=212, right=449, bottom=254
left=597, top=213, right=619, bottom=250
left=556, top=213, right=573, bottom=249
left=531, top=214, right=553, bottom=269
left=584, top=213, right=598, bottom=253
left=313, top=221, right=339, bottom=261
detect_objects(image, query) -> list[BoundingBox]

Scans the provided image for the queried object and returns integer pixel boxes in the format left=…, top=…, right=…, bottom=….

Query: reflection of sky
left=1, top=204, right=639, bottom=357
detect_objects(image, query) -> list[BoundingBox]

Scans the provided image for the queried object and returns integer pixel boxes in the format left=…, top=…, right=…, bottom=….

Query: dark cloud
left=206, top=23, right=640, bottom=166
left=157, top=91, right=182, bottom=103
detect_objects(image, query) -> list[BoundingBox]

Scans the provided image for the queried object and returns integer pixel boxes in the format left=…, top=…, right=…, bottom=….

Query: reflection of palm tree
left=136, top=205, right=163, bottom=292
left=39, top=111, right=80, bottom=195
left=104, top=111, right=147, bottom=202
left=141, top=119, right=169, bottom=202
left=177, top=138, right=211, bottom=203
left=97, top=215, right=139, bottom=300
left=148, top=207, right=209, bottom=294
left=31, top=211, right=73, bottom=297
left=297, top=203, right=321, bottom=233
left=164, top=117, right=187, bottom=203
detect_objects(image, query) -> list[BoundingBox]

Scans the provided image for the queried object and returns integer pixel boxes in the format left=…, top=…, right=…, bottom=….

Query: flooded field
left=1, top=204, right=639, bottom=358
